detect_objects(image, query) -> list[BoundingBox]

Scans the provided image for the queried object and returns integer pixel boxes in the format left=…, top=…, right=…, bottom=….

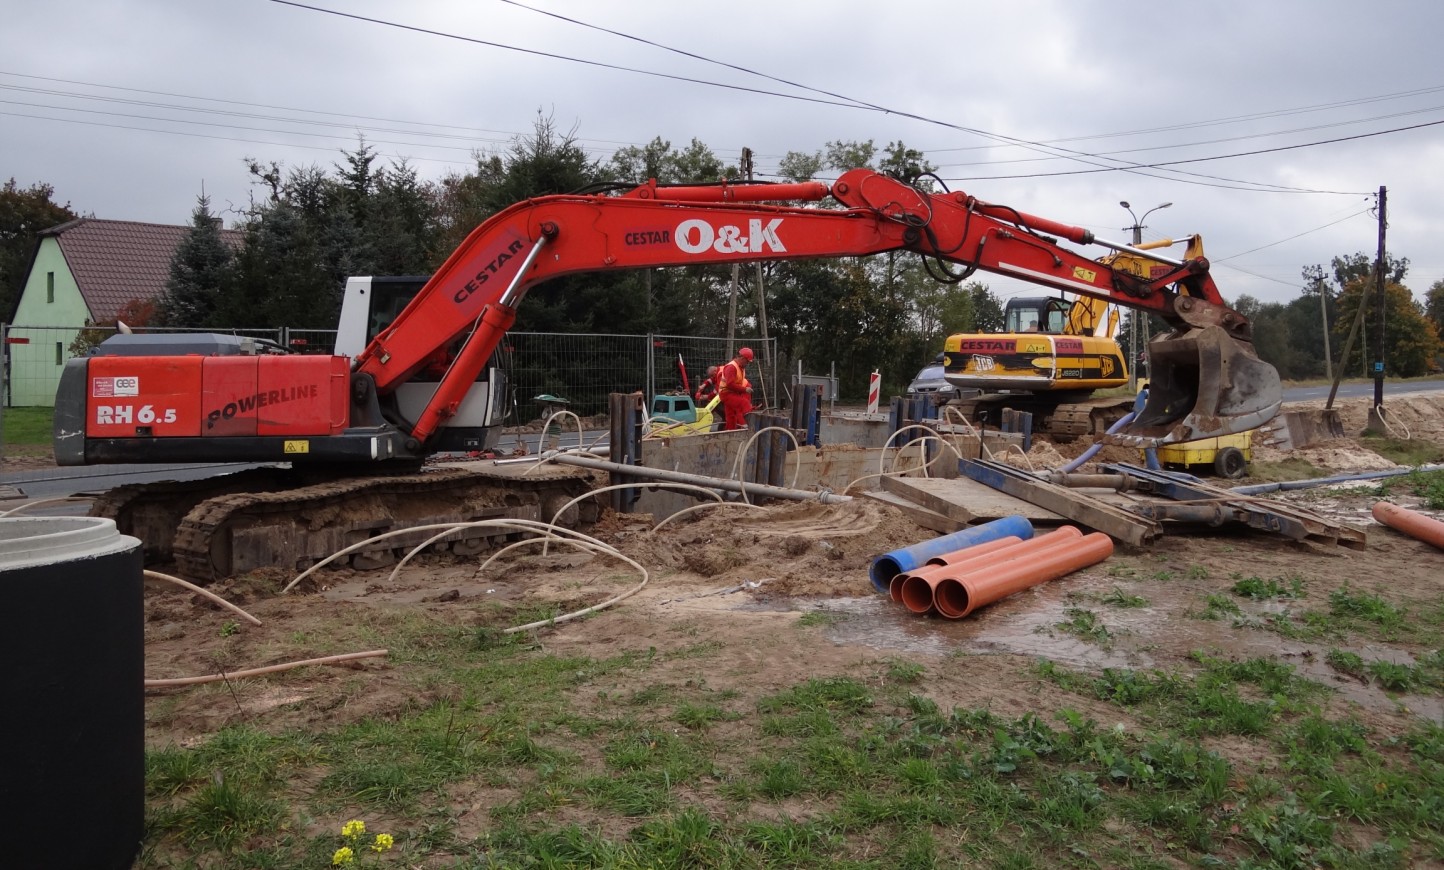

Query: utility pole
left=742, top=147, right=772, bottom=408
left=1370, top=186, right=1388, bottom=429
left=1119, top=200, right=1171, bottom=390
left=1316, top=275, right=1333, bottom=382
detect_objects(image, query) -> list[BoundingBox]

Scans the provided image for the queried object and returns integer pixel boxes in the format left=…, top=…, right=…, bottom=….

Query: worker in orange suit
left=718, top=347, right=754, bottom=431
left=694, top=365, right=721, bottom=405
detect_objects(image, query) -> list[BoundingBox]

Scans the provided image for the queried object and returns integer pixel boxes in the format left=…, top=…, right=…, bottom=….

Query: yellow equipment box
left=1153, top=430, right=1252, bottom=479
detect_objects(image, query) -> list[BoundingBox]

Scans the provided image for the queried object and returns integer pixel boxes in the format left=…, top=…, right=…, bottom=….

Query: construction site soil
left=126, top=393, right=1444, bottom=736
left=9, top=391, right=1444, bottom=863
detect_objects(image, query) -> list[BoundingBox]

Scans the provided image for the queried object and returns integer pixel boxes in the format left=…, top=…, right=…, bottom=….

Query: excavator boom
left=358, top=169, right=1277, bottom=446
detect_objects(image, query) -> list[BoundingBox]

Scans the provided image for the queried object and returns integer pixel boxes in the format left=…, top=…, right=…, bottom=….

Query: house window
left=56, top=341, right=64, bottom=365
left=47, top=272, right=55, bottom=303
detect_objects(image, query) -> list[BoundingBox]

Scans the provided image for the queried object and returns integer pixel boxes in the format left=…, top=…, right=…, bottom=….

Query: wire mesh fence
left=0, top=323, right=777, bottom=422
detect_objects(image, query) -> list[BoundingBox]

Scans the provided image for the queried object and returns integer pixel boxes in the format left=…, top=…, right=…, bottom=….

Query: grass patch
left=796, top=610, right=844, bottom=628
left=1100, top=587, right=1148, bottom=608
left=141, top=605, right=1444, bottom=868
left=1056, top=607, right=1114, bottom=645
left=1248, top=456, right=1331, bottom=483
left=1, top=405, right=53, bottom=454
left=1374, top=468, right=1444, bottom=509
left=1361, top=435, right=1444, bottom=469
left=1193, top=593, right=1242, bottom=621
left=1232, top=573, right=1306, bottom=600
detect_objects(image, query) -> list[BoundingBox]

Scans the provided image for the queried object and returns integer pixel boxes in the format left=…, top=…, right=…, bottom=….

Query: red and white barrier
left=867, top=370, right=881, bottom=414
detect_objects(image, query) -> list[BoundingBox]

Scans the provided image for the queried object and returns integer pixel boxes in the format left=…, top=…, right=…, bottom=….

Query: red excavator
left=54, top=170, right=1280, bottom=579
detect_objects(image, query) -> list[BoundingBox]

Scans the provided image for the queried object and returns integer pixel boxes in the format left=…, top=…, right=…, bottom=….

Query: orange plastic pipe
left=899, top=528, right=1084, bottom=614
left=1372, top=501, right=1444, bottom=550
left=934, top=531, right=1114, bottom=619
left=889, top=536, right=1025, bottom=602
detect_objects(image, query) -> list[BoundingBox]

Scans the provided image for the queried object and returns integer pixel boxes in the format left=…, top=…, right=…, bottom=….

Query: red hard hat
left=739, top=347, right=754, bottom=361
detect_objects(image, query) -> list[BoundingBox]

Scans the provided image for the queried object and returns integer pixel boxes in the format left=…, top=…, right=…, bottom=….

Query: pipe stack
left=869, top=515, right=1034, bottom=594
left=883, top=525, right=1115, bottom=619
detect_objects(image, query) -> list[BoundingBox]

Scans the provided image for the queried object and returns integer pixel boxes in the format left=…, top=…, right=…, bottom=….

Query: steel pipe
left=869, top=515, right=1034, bottom=594
left=1372, top=501, right=1444, bottom=550
left=934, top=530, right=1114, bottom=619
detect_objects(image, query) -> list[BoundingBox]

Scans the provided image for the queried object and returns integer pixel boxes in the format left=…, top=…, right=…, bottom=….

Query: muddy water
left=759, top=566, right=1443, bottom=722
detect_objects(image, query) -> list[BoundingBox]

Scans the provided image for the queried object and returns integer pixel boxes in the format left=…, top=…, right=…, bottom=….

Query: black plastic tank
left=3, top=517, right=144, bottom=870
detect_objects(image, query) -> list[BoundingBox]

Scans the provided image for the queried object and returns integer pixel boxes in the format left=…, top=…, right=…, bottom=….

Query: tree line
left=4, top=118, right=1442, bottom=399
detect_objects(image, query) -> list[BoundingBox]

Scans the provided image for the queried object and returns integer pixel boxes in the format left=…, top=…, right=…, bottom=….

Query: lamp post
left=1119, top=200, right=1172, bottom=389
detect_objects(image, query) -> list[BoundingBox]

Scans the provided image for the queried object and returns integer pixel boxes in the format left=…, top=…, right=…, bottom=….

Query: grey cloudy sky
left=4, top=0, right=1442, bottom=308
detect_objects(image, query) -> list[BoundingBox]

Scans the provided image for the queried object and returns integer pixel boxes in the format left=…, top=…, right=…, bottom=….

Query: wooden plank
left=861, top=490, right=966, bottom=534
left=958, top=458, right=1162, bottom=546
left=881, top=474, right=1065, bottom=523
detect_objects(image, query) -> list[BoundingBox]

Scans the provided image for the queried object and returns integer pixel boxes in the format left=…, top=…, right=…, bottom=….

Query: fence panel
left=497, top=333, right=778, bottom=423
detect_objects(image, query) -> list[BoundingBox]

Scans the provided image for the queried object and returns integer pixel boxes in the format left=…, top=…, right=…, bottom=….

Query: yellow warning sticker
left=1073, top=266, right=1097, bottom=283
left=283, top=440, right=310, bottom=454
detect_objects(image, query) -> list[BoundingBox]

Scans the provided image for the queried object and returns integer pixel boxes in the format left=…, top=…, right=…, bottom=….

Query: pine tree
left=158, top=195, right=233, bottom=327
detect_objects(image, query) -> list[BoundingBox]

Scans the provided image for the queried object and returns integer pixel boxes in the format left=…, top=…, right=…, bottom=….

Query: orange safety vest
left=718, top=360, right=750, bottom=395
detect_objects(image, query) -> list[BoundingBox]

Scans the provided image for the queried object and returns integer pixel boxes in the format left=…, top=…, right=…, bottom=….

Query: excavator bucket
left=1107, top=326, right=1282, bottom=447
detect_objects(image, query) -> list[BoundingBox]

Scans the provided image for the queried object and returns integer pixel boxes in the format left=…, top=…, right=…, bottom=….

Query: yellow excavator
left=941, top=238, right=1191, bottom=440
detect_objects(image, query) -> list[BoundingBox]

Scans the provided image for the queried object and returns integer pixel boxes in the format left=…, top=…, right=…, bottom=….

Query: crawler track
left=950, top=394, right=1135, bottom=442
left=94, top=463, right=599, bottom=583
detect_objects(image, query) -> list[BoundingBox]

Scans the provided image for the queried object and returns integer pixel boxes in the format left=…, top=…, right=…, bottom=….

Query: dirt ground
left=119, top=392, right=1444, bottom=756
left=2, top=395, right=1441, bottom=754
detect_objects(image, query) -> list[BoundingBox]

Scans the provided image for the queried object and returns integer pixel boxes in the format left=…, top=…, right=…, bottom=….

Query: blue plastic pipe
left=1229, top=463, right=1444, bottom=495
left=1057, top=390, right=1158, bottom=474
left=868, top=514, right=1034, bottom=593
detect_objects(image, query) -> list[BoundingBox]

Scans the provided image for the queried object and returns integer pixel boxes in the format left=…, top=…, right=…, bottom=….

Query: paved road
left=1281, top=378, right=1444, bottom=403
left=0, top=461, right=265, bottom=500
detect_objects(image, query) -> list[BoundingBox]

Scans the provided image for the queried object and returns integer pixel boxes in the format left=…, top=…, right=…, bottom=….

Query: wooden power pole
left=1370, top=186, right=1388, bottom=428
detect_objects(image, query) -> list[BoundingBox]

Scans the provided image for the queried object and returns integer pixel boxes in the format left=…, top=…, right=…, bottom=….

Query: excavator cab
left=1004, top=297, right=1071, bottom=334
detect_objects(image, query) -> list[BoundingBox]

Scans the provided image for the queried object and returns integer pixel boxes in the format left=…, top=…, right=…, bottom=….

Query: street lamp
left=1118, top=201, right=1171, bottom=389
left=1119, top=200, right=1172, bottom=245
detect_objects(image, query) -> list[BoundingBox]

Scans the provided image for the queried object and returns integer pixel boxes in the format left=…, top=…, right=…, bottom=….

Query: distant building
left=6, top=218, right=242, bottom=406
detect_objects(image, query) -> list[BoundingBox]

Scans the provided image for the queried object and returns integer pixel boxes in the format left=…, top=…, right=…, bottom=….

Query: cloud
left=4, top=0, right=1442, bottom=306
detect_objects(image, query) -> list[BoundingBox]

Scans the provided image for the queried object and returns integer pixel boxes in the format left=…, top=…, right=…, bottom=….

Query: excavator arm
left=358, top=169, right=1278, bottom=446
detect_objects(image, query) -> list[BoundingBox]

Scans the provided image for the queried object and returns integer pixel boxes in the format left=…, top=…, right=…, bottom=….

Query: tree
left=156, top=195, right=234, bottom=327
left=968, top=283, right=1005, bottom=333
left=365, top=159, right=440, bottom=275
left=610, top=136, right=730, bottom=185
left=0, top=178, right=78, bottom=318
left=1426, top=279, right=1444, bottom=337
left=776, top=150, right=823, bottom=183
left=1333, top=277, right=1441, bottom=378
left=70, top=298, right=158, bottom=356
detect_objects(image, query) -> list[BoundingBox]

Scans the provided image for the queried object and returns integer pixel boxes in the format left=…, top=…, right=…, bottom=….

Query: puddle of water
left=751, top=570, right=1444, bottom=722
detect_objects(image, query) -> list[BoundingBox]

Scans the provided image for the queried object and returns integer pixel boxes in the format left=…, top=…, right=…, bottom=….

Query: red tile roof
left=41, top=218, right=243, bottom=322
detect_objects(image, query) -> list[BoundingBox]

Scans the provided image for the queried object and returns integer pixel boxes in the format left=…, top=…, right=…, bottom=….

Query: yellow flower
left=341, top=819, right=367, bottom=840
left=372, top=832, right=395, bottom=853
left=332, top=846, right=355, bottom=866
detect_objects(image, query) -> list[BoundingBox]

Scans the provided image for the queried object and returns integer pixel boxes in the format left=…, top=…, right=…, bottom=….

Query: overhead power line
left=481, top=0, right=1380, bottom=195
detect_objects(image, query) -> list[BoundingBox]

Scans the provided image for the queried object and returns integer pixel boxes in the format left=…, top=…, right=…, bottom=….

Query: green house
left=7, top=218, right=241, bottom=406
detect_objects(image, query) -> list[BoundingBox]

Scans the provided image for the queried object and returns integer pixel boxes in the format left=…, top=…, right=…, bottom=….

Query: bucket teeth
left=1106, top=326, right=1282, bottom=447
